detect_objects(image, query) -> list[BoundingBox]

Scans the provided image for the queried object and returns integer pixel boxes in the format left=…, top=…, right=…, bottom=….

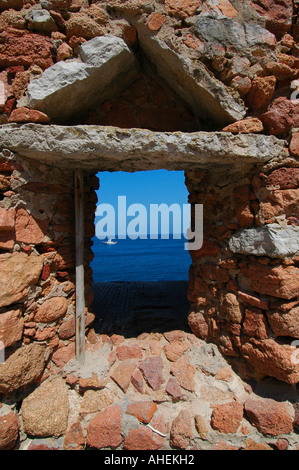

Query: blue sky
left=95, top=170, right=189, bottom=237
left=96, top=170, right=188, bottom=207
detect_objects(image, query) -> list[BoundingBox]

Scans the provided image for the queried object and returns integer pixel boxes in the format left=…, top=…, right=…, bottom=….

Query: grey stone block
left=195, top=16, right=276, bottom=52
left=229, top=224, right=299, bottom=258
left=138, top=34, right=246, bottom=126
left=28, top=35, right=139, bottom=121
left=30, top=9, right=58, bottom=34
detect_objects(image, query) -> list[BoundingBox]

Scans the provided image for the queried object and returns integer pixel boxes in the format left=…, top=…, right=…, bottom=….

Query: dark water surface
left=90, top=237, right=191, bottom=336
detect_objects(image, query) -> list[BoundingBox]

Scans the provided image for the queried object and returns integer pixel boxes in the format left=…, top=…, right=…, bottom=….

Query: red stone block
left=242, top=263, right=299, bottom=299
left=64, top=422, right=85, bottom=451
left=214, top=440, right=239, bottom=450
left=261, top=97, right=298, bottom=137
left=266, top=57, right=299, bottom=77
left=50, top=10, right=65, bottom=28
left=0, top=231, right=14, bottom=249
left=170, top=409, right=192, bottom=449
left=131, top=369, right=144, bottom=393
left=0, top=308, right=23, bottom=348
left=171, top=355, right=196, bottom=392
left=238, top=291, right=269, bottom=310
left=110, top=334, right=125, bottom=345
left=0, top=30, right=53, bottom=70
left=34, top=327, right=57, bottom=341
left=6, top=65, right=25, bottom=77
left=251, top=0, right=293, bottom=36
left=222, top=118, right=264, bottom=134
left=265, top=167, right=299, bottom=190
left=211, top=402, right=244, bottom=434
left=139, top=356, right=165, bottom=391
left=165, top=0, right=201, bottom=19
left=0, top=207, right=15, bottom=231
left=267, top=306, right=299, bottom=338
left=247, top=76, right=276, bottom=112
left=290, top=133, right=299, bottom=157
left=51, top=343, right=76, bottom=369
left=126, top=401, right=157, bottom=424
left=4, top=97, right=16, bottom=115
left=243, top=439, right=272, bottom=450
left=163, top=339, right=191, bottom=362
left=166, top=377, right=182, bottom=400
left=8, top=107, right=50, bottom=124
left=124, top=427, right=164, bottom=451
left=0, top=175, right=10, bottom=192
left=233, top=184, right=254, bottom=228
left=116, top=343, right=143, bottom=360
left=202, top=264, right=230, bottom=283
left=0, top=161, right=23, bottom=173
left=245, top=397, right=293, bottom=436
left=243, top=307, right=268, bottom=339
left=35, top=297, right=69, bottom=323
left=86, top=406, right=123, bottom=449
left=218, top=0, right=239, bottom=16
left=56, top=42, right=73, bottom=62
left=151, top=409, right=169, bottom=436
left=52, top=246, right=76, bottom=270
left=188, top=311, right=209, bottom=340
left=230, top=75, right=252, bottom=97
left=68, top=35, right=86, bottom=49
left=15, top=208, right=49, bottom=245
left=241, top=337, right=299, bottom=383
left=260, top=188, right=299, bottom=221
left=275, top=438, right=289, bottom=450
left=164, top=330, right=186, bottom=342
left=110, top=359, right=137, bottom=392
left=147, top=12, right=166, bottom=31
left=122, top=25, right=137, bottom=44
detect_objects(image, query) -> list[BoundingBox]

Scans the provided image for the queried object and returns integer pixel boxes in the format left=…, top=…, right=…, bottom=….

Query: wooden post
left=75, top=170, right=85, bottom=363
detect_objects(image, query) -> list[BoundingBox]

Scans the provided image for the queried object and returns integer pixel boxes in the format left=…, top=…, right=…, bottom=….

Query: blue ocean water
left=91, top=236, right=191, bottom=282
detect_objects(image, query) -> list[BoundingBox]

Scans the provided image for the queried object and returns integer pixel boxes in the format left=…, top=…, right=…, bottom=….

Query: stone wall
left=186, top=161, right=299, bottom=384
left=0, top=149, right=97, bottom=364
left=0, top=0, right=298, bottom=451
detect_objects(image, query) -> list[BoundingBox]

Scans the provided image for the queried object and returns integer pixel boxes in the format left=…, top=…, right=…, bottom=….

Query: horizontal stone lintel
left=0, top=124, right=286, bottom=171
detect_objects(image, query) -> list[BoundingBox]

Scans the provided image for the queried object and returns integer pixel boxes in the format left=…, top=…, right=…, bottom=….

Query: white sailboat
left=102, top=238, right=117, bottom=245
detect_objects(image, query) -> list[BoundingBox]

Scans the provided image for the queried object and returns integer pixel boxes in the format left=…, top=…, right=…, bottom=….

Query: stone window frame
left=0, top=123, right=285, bottom=361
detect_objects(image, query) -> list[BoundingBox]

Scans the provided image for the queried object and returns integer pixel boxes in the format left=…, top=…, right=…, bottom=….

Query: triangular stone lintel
left=27, top=34, right=246, bottom=126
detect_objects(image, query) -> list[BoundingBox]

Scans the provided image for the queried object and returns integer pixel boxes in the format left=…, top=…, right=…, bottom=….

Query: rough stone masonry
left=0, top=0, right=298, bottom=451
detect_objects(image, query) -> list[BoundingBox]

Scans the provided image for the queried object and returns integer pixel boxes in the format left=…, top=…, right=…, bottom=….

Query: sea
left=91, top=235, right=191, bottom=282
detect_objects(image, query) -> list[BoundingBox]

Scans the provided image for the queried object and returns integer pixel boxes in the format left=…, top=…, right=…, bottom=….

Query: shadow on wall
left=92, top=281, right=191, bottom=337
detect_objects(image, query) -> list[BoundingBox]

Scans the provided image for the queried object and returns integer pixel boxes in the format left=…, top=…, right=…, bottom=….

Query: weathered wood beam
left=74, top=170, right=85, bottom=364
